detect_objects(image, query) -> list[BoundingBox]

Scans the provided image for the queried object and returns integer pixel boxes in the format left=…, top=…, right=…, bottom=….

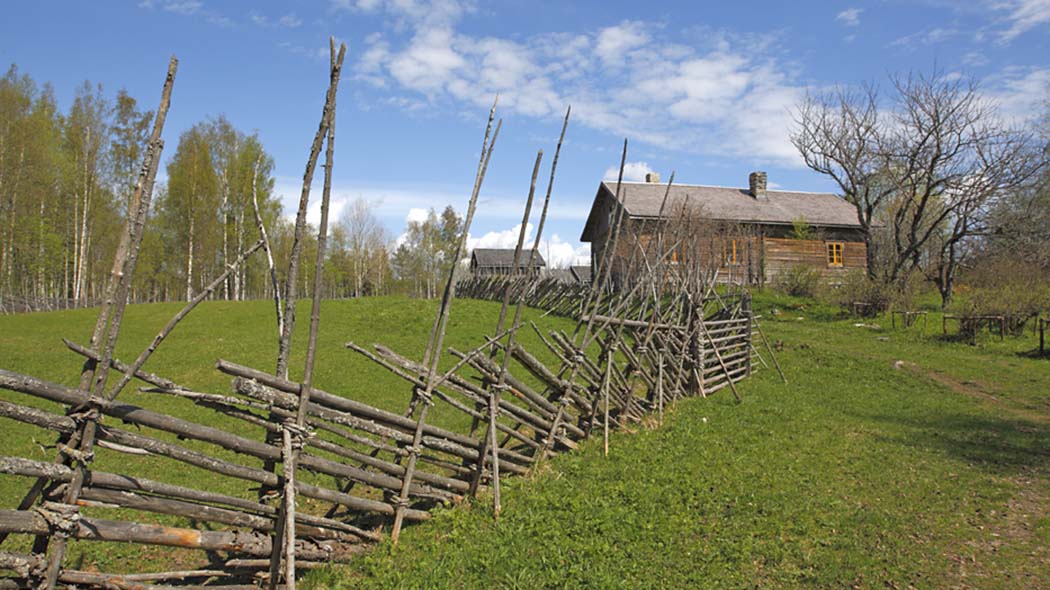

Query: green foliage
left=789, top=217, right=815, bottom=240
left=390, top=206, right=463, bottom=298
left=0, top=64, right=398, bottom=308
left=774, top=264, right=822, bottom=297
left=954, top=283, right=1050, bottom=334
left=823, top=269, right=916, bottom=315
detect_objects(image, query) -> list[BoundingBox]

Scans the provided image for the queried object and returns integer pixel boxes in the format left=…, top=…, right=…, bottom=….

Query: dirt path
left=893, top=360, right=1049, bottom=425
left=893, top=359, right=1050, bottom=588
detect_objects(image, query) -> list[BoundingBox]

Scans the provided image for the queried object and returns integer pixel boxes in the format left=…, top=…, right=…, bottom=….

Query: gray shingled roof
left=570, top=265, right=591, bottom=283
left=581, top=181, right=861, bottom=241
left=471, top=248, right=546, bottom=269
left=545, top=268, right=576, bottom=283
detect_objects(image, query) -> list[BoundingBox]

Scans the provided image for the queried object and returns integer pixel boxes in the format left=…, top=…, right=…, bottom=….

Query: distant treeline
left=0, top=65, right=464, bottom=312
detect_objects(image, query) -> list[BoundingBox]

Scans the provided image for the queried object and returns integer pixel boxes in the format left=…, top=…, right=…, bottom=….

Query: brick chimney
left=749, top=171, right=767, bottom=199
left=645, top=172, right=661, bottom=184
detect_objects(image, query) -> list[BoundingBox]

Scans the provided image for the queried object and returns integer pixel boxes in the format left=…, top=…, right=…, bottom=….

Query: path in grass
left=307, top=293, right=1049, bottom=590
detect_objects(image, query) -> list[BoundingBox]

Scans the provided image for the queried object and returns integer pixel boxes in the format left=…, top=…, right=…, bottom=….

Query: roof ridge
left=602, top=180, right=839, bottom=196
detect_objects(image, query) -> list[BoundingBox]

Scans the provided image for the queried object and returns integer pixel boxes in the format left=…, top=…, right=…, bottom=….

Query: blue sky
left=2, top=0, right=1047, bottom=266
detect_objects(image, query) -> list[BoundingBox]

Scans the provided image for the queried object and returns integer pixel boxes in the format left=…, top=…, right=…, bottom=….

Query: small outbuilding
left=469, top=248, right=546, bottom=276
left=569, top=265, right=592, bottom=284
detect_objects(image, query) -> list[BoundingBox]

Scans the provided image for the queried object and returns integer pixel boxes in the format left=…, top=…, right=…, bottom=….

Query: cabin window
left=724, top=239, right=740, bottom=265
left=826, top=242, right=844, bottom=267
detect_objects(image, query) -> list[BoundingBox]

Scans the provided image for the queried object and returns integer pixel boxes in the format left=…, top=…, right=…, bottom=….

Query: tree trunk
left=186, top=216, right=195, bottom=301
left=864, top=230, right=878, bottom=281
left=75, top=128, right=93, bottom=306
left=221, top=170, right=229, bottom=300
left=36, top=197, right=45, bottom=300
left=235, top=207, right=244, bottom=300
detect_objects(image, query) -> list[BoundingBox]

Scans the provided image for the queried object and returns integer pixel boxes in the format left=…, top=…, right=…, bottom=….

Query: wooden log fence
left=942, top=314, right=1006, bottom=345
left=0, top=56, right=783, bottom=590
left=891, top=310, right=928, bottom=331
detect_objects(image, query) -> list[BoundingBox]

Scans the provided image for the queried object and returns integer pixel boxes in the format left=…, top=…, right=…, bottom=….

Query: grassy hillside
left=304, top=293, right=1049, bottom=590
left=1, top=295, right=1047, bottom=587
left=0, top=297, right=576, bottom=570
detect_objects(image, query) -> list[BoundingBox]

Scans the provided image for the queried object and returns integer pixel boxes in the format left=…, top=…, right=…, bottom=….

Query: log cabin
left=579, top=171, right=867, bottom=287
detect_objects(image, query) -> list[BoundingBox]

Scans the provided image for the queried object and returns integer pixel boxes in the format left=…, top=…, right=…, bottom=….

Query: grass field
left=1, top=294, right=1048, bottom=588
left=311, top=293, right=1049, bottom=590
left=0, top=297, right=576, bottom=571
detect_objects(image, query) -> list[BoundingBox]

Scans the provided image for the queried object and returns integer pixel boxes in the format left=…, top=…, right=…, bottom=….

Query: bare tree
left=791, top=83, right=893, bottom=278
left=792, top=69, right=1044, bottom=305
left=337, top=197, right=388, bottom=297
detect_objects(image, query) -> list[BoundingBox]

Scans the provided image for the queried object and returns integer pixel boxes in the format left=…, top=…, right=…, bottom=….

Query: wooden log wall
left=763, top=237, right=867, bottom=282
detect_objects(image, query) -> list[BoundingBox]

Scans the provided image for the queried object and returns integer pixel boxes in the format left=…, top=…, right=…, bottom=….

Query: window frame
left=724, top=238, right=741, bottom=266
left=826, top=241, right=844, bottom=267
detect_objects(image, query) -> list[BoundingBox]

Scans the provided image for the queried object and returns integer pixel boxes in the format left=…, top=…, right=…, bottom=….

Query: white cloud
left=890, top=27, right=959, bottom=49
left=305, top=198, right=349, bottom=228
left=985, top=66, right=1050, bottom=123
left=467, top=223, right=532, bottom=251
left=389, top=28, right=466, bottom=92
left=595, top=21, right=650, bottom=64
left=164, top=0, right=201, bottom=15
left=278, top=13, right=302, bottom=27
left=140, top=0, right=231, bottom=25
left=353, top=11, right=808, bottom=164
left=252, top=11, right=302, bottom=27
left=392, top=208, right=431, bottom=247
left=836, top=8, right=862, bottom=26
left=405, top=207, right=429, bottom=224
left=331, top=0, right=472, bottom=27
left=464, top=224, right=590, bottom=268
left=963, top=51, right=990, bottom=67
left=603, top=161, right=655, bottom=182
left=540, top=234, right=590, bottom=268
left=993, top=0, right=1050, bottom=42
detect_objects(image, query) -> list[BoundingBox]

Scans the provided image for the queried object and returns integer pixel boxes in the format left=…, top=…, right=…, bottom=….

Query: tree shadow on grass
left=1014, top=348, right=1050, bottom=360
left=849, top=410, right=1050, bottom=477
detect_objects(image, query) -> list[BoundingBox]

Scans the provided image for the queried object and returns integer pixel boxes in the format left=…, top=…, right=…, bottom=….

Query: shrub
left=775, top=264, right=822, bottom=298
left=822, top=270, right=905, bottom=316
left=954, top=283, right=1050, bottom=334
left=790, top=217, right=816, bottom=241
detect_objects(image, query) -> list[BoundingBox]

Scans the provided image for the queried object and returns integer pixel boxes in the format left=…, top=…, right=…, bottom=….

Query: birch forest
left=0, top=65, right=451, bottom=312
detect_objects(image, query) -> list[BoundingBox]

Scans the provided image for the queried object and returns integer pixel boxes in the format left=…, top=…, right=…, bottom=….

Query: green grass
left=2, top=294, right=1048, bottom=588
left=0, top=297, right=575, bottom=570
left=305, top=291, right=1049, bottom=590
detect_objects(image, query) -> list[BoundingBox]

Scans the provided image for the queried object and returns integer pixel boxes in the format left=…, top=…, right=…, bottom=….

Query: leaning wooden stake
left=391, top=102, right=501, bottom=545
left=752, top=318, right=786, bottom=383
left=252, top=156, right=283, bottom=339
left=697, top=312, right=742, bottom=403
left=107, top=240, right=263, bottom=399
left=268, top=38, right=346, bottom=590
left=602, top=340, right=616, bottom=456
left=275, top=41, right=345, bottom=379
left=478, top=149, right=543, bottom=517
left=35, top=56, right=176, bottom=590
